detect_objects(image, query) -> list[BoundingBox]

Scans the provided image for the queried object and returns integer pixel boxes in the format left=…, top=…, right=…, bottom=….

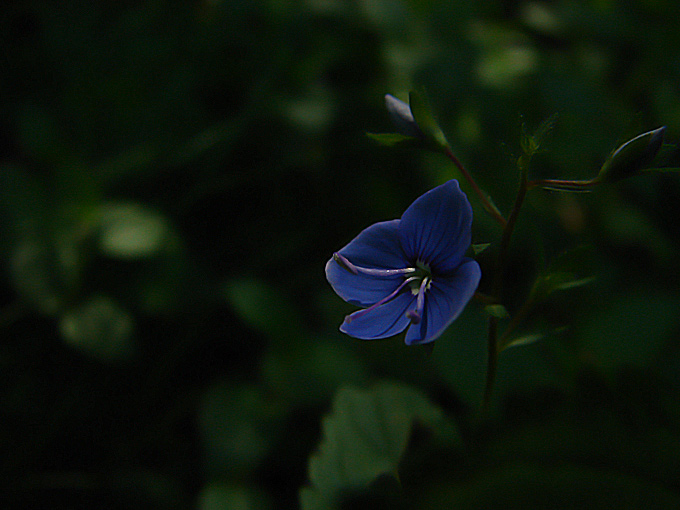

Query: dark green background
left=2, top=1, right=680, bottom=508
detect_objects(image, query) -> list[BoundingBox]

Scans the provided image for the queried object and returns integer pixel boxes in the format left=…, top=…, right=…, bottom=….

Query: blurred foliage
left=2, top=0, right=680, bottom=508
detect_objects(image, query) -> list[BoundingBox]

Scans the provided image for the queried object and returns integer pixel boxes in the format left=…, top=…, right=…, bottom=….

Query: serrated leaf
left=300, top=382, right=452, bottom=510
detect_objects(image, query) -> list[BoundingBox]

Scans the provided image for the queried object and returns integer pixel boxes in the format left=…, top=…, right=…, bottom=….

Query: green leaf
left=98, top=202, right=169, bottom=259
left=261, top=338, right=368, bottom=405
left=408, top=90, right=449, bottom=152
left=366, top=132, right=421, bottom=148
left=471, top=243, right=491, bottom=255
left=59, top=295, right=136, bottom=361
left=530, top=246, right=596, bottom=302
left=197, top=483, right=271, bottom=510
left=300, top=381, right=452, bottom=510
left=524, top=113, right=558, bottom=156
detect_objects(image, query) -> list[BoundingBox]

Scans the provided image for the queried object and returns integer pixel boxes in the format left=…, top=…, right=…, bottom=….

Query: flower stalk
left=444, top=147, right=507, bottom=227
left=482, top=156, right=530, bottom=412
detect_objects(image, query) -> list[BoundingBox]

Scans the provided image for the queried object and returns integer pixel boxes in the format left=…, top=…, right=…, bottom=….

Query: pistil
left=333, top=252, right=416, bottom=277
left=406, top=277, right=429, bottom=324
left=344, top=276, right=418, bottom=323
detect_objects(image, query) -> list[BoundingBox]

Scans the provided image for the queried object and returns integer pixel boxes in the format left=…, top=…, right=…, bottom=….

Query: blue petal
left=399, top=180, right=473, bottom=275
left=404, top=259, right=481, bottom=345
left=326, top=219, right=409, bottom=307
left=340, top=291, right=415, bottom=339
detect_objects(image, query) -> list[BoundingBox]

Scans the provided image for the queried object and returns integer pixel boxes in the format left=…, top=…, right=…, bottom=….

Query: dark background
left=2, top=1, right=680, bottom=508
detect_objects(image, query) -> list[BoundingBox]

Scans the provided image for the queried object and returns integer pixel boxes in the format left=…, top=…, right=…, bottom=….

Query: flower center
left=334, top=253, right=432, bottom=325
left=406, top=261, right=431, bottom=324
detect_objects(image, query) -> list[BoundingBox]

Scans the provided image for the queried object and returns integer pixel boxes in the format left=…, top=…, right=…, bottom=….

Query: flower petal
left=404, top=258, right=481, bottom=345
left=399, top=180, right=473, bottom=275
left=325, top=219, right=409, bottom=307
left=340, top=291, right=415, bottom=339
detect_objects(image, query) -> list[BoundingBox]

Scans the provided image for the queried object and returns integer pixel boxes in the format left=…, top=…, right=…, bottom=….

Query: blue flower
left=326, top=180, right=481, bottom=345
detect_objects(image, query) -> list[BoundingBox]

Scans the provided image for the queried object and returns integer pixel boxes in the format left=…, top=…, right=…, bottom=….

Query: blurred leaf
left=579, top=292, right=680, bottom=373
left=433, top=306, right=488, bottom=408
left=300, top=381, right=452, bottom=510
left=261, top=338, right=368, bottom=405
left=17, top=105, right=71, bottom=164
left=224, top=278, right=305, bottom=346
left=10, top=237, right=81, bottom=315
left=98, top=202, right=169, bottom=259
left=59, top=295, right=136, bottom=361
left=199, top=383, right=285, bottom=476
left=197, top=482, right=271, bottom=510
left=133, top=233, right=188, bottom=314
left=420, top=463, right=680, bottom=509
left=0, top=165, right=46, bottom=246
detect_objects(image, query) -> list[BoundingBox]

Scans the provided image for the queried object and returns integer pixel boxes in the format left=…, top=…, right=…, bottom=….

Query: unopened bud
left=384, top=94, right=423, bottom=139
left=595, top=127, right=666, bottom=183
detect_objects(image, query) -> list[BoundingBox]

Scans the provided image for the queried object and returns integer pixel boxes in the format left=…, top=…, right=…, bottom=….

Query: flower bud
left=384, top=94, right=423, bottom=139
left=595, top=127, right=666, bottom=183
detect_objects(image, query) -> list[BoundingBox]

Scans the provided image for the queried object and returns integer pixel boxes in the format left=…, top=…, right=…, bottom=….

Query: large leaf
left=300, top=381, right=453, bottom=510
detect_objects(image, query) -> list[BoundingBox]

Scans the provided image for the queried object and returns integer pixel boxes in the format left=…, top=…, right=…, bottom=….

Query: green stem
left=497, top=296, right=535, bottom=349
left=482, top=316, right=499, bottom=412
left=444, top=147, right=507, bottom=227
left=482, top=165, right=530, bottom=412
